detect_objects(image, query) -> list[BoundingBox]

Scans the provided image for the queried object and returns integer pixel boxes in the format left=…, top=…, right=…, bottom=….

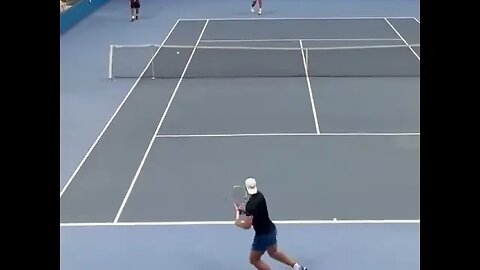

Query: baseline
left=61, top=219, right=420, bottom=227
left=155, top=133, right=420, bottom=138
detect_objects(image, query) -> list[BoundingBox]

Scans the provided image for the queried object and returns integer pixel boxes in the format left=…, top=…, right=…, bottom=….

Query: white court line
left=113, top=20, right=211, bottom=223
left=200, top=38, right=403, bottom=42
left=155, top=133, right=420, bottom=138
left=384, top=18, right=420, bottom=60
left=299, top=40, right=320, bottom=134
left=413, top=17, right=420, bottom=24
left=60, top=19, right=181, bottom=198
left=163, top=45, right=299, bottom=50
left=61, top=219, right=420, bottom=227
left=110, top=44, right=159, bottom=48
left=162, top=45, right=201, bottom=49
left=178, top=16, right=418, bottom=21
left=163, top=44, right=417, bottom=51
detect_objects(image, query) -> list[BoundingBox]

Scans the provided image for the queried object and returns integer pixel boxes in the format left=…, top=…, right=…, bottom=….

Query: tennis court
left=61, top=17, right=419, bottom=270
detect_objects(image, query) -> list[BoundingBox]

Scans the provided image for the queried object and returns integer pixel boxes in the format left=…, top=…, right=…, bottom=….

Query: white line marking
left=157, top=133, right=315, bottom=138
left=155, top=133, right=420, bottom=138
left=296, top=44, right=419, bottom=50
left=178, top=16, right=419, bottom=21
left=60, top=19, right=181, bottom=198
left=110, top=44, right=160, bottom=48
left=299, top=40, right=320, bottom=134
left=163, top=45, right=300, bottom=50
left=163, top=44, right=417, bottom=51
left=384, top=18, right=420, bottom=60
left=299, top=132, right=420, bottom=136
left=61, top=219, right=420, bottom=227
left=413, top=17, right=420, bottom=24
left=200, top=38, right=403, bottom=43
left=113, top=20, right=211, bottom=223
left=161, top=45, right=201, bottom=48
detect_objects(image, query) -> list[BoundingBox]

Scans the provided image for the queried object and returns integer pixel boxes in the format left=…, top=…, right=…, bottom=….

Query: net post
left=108, top=45, right=114, bottom=79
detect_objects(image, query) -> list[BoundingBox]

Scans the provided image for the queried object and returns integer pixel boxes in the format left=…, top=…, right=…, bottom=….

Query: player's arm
left=236, top=215, right=253, bottom=229
left=235, top=202, right=253, bottom=229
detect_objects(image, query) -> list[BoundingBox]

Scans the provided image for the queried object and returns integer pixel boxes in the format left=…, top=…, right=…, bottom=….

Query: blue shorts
left=251, top=228, right=277, bottom=252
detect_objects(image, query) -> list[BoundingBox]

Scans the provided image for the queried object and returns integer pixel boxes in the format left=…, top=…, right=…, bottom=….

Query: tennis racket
left=231, top=185, right=247, bottom=219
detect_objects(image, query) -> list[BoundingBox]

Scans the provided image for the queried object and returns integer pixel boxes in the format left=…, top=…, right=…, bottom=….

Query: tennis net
left=109, top=44, right=420, bottom=79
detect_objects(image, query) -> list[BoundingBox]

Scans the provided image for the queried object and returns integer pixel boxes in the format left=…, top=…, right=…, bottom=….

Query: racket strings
left=232, top=185, right=247, bottom=210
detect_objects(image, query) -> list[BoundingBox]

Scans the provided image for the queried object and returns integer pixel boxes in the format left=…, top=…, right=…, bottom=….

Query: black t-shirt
left=245, top=191, right=276, bottom=235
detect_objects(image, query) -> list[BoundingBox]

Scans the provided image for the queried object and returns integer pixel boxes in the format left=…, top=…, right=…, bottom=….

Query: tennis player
left=250, top=0, right=262, bottom=15
left=130, top=0, right=140, bottom=22
left=235, top=178, right=308, bottom=270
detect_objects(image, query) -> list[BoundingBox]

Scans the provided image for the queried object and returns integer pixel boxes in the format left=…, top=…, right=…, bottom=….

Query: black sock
left=251, top=0, right=257, bottom=7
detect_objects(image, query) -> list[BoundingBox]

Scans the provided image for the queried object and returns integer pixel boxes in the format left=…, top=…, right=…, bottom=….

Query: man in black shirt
left=235, top=178, right=308, bottom=270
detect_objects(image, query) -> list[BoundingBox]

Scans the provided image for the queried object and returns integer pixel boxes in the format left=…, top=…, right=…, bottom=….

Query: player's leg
left=266, top=229, right=307, bottom=270
left=134, top=2, right=140, bottom=20
left=249, top=250, right=270, bottom=270
left=257, top=0, right=262, bottom=15
left=251, top=0, right=257, bottom=13
left=250, top=235, right=271, bottom=270
left=267, top=244, right=307, bottom=270
left=130, top=2, right=137, bottom=22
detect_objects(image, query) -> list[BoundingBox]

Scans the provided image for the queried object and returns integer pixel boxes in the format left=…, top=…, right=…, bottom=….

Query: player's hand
left=233, top=204, right=240, bottom=215
left=234, top=204, right=246, bottom=215
left=235, top=217, right=246, bottom=227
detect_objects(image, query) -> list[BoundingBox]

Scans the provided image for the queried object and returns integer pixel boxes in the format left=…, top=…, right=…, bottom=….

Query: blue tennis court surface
left=61, top=13, right=419, bottom=270
left=62, top=223, right=419, bottom=270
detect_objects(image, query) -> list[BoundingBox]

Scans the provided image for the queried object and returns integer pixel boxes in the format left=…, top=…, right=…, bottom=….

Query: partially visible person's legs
left=250, top=0, right=256, bottom=13
left=267, top=244, right=307, bottom=270
left=260, top=229, right=307, bottom=270
left=249, top=231, right=276, bottom=270
left=130, top=2, right=140, bottom=21
left=249, top=250, right=270, bottom=270
left=267, top=244, right=296, bottom=266
left=134, top=2, right=140, bottom=20
left=250, top=0, right=262, bottom=14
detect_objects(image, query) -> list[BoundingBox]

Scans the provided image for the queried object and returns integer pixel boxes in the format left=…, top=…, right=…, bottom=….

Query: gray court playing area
left=61, top=17, right=419, bottom=224
left=61, top=17, right=419, bottom=270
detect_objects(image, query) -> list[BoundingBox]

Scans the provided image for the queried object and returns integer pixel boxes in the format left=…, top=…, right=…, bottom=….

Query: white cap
left=245, top=177, right=258, bottom=195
